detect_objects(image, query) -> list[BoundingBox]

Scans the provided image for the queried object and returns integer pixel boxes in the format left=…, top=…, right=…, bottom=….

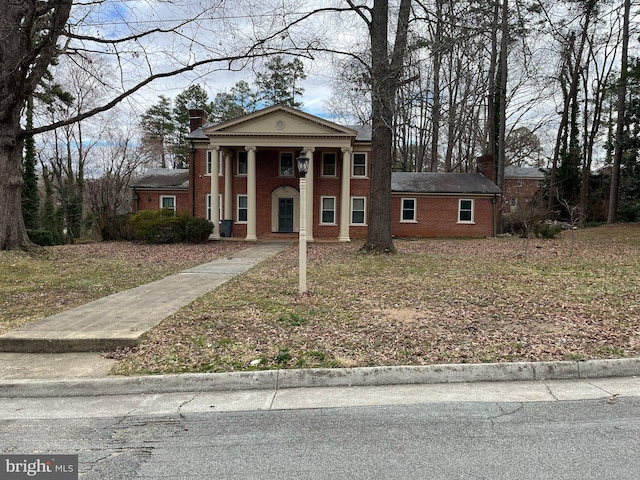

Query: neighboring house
left=130, top=105, right=502, bottom=240
left=503, top=166, right=546, bottom=212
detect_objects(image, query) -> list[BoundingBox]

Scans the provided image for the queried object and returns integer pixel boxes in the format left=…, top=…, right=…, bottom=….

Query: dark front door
left=278, top=198, right=294, bottom=232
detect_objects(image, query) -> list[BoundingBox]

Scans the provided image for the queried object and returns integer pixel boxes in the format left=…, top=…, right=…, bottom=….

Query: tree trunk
left=0, top=125, right=33, bottom=250
left=608, top=0, right=630, bottom=224
left=362, top=0, right=411, bottom=253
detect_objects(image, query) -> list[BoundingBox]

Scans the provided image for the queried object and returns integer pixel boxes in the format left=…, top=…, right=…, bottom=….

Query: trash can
left=221, top=219, right=233, bottom=237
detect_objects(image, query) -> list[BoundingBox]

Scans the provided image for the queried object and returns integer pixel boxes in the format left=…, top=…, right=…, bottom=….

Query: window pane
left=238, top=152, right=248, bottom=175
left=460, top=210, right=472, bottom=222
left=352, top=211, right=365, bottom=224
left=280, top=153, right=293, bottom=176
left=353, top=153, right=366, bottom=176
left=323, top=154, right=336, bottom=176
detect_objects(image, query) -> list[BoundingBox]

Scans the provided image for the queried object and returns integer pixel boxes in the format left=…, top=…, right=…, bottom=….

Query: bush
left=185, top=218, right=214, bottom=243
left=128, top=209, right=215, bottom=244
left=533, top=222, right=563, bottom=239
left=27, top=229, right=58, bottom=246
left=129, top=209, right=189, bottom=244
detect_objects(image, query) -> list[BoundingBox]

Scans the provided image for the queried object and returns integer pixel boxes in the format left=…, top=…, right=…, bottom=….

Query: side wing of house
left=391, top=172, right=502, bottom=238
left=130, top=169, right=191, bottom=215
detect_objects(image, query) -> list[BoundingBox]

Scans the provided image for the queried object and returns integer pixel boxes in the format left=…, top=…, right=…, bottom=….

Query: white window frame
left=322, top=152, right=337, bottom=177
left=401, top=198, right=417, bottom=223
left=352, top=152, right=368, bottom=178
left=279, top=152, right=294, bottom=177
left=160, top=195, right=176, bottom=212
left=237, top=195, right=248, bottom=223
left=206, top=151, right=212, bottom=176
left=237, top=151, right=248, bottom=176
left=350, top=196, right=367, bottom=225
left=206, top=194, right=223, bottom=222
left=320, top=196, right=337, bottom=225
left=458, top=199, right=475, bottom=224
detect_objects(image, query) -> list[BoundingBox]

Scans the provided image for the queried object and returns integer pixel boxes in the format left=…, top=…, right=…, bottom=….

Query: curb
left=2, top=358, right=639, bottom=398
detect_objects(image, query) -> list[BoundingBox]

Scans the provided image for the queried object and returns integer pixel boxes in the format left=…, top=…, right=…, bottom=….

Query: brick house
left=130, top=105, right=502, bottom=240
left=503, top=166, right=546, bottom=212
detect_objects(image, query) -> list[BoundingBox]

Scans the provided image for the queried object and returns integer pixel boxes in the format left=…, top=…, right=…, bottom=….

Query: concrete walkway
left=0, top=243, right=289, bottom=355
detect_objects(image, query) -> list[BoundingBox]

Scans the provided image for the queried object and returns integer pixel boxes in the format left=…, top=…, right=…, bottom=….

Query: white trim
left=320, top=196, right=337, bottom=225
left=352, top=152, right=368, bottom=178
left=237, top=151, right=248, bottom=176
left=279, top=151, right=295, bottom=177
left=237, top=194, right=248, bottom=223
left=322, top=152, right=337, bottom=177
left=458, top=198, right=475, bottom=224
left=400, top=197, right=417, bottom=223
left=206, top=194, right=223, bottom=222
left=350, top=196, right=367, bottom=225
left=159, top=195, right=176, bottom=212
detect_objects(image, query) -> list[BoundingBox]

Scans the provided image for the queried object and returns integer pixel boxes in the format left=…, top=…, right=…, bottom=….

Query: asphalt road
left=1, top=387, right=639, bottom=479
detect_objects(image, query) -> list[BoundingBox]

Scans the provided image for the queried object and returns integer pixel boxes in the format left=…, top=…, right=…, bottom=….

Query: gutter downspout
left=492, top=195, right=498, bottom=237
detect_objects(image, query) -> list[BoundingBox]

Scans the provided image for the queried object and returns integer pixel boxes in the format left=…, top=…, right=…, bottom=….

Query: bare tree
left=85, top=113, right=143, bottom=240
left=0, top=0, right=324, bottom=250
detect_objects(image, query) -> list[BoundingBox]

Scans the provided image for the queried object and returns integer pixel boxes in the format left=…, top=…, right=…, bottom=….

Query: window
left=322, top=153, right=337, bottom=177
left=206, top=151, right=222, bottom=176
left=401, top=198, right=416, bottom=222
left=351, top=197, right=366, bottom=225
left=160, top=196, right=176, bottom=212
left=237, top=151, right=248, bottom=175
left=321, top=196, right=336, bottom=224
left=237, top=195, right=248, bottom=223
left=280, top=152, right=294, bottom=177
left=458, top=199, right=474, bottom=223
left=352, top=153, right=367, bottom=177
left=206, top=194, right=223, bottom=222
left=516, top=179, right=523, bottom=188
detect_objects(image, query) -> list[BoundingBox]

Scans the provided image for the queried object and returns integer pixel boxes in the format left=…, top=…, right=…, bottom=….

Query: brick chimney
left=189, top=109, right=208, bottom=132
left=477, top=155, right=495, bottom=182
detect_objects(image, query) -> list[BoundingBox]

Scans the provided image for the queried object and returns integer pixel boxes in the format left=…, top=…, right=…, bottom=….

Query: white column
left=303, top=147, right=315, bottom=242
left=224, top=152, right=232, bottom=220
left=339, top=147, right=352, bottom=242
left=210, top=147, right=220, bottom=239
left=246, top=146, right=257, bottom=241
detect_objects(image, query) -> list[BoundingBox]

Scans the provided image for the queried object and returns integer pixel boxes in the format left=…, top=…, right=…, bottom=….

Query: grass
left=2, top=225, right=639, bottom=376
left=0, top=241, right=249, bottom=335
left=108, top=224, right=640, bottom=375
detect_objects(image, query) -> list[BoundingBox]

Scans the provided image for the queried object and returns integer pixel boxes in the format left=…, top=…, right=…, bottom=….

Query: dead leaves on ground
left=112, top=225, right=640, bottom=375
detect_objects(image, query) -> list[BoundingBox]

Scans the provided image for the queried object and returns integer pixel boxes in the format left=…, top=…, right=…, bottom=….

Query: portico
left=191, top=105, right=369, bottom=242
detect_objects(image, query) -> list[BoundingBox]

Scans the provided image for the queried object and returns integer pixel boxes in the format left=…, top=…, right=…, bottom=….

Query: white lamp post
left=297, top=153, right=309, bottom=294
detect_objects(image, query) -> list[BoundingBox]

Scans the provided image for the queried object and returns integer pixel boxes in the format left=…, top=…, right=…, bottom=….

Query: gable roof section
left=187, top=105, right=358, bottom=146
left=130, top=169, right=189, bottom=189
left=392, top=172, right=501, bottom=195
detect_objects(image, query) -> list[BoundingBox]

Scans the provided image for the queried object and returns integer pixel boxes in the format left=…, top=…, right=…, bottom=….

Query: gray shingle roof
left=130, top=169, right=189, bottom=189
left=504, top=166, right=546, bottom=179
left=392, top=172, right=501, bottom=195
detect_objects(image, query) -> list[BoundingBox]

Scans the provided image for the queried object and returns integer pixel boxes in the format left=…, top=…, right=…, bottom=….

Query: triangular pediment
left=203, top=105, right=356, bottom=139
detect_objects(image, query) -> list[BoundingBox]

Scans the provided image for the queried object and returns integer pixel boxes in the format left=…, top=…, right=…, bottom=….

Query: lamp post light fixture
left=297, top=153, right=309, bottom=294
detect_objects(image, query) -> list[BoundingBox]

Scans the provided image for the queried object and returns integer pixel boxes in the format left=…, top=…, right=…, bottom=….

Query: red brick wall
left=132, top=190, right=190, bottom=215
left=390, top=195, right=497, bottom=238
left=504, top=178, right=541, bottom=209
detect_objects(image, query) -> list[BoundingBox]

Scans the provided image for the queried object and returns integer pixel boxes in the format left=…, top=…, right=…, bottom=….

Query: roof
left=392, top=172, right=502, bottom=195
left=130, top=169, right=189, bottom=189
left=504, top=166, right=546, bottom=179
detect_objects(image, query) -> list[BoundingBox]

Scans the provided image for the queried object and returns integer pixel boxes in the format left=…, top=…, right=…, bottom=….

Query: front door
left=278, top=198, right=294, bottom=232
